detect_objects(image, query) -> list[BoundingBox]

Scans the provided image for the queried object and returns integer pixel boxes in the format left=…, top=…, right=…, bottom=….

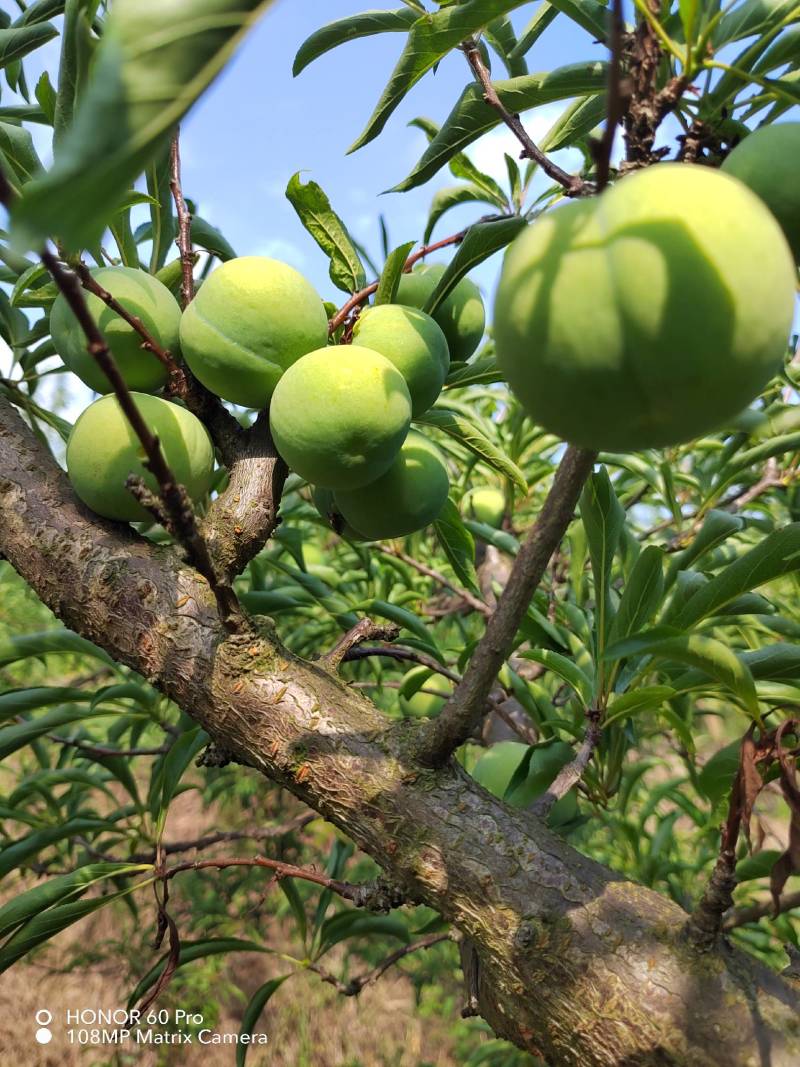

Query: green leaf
left=15, top=0, right=68, bottom=25
left=364, top=599, right=441, bottom=654
left=697, top=739, right=740, bottom=805
left=0, top=862, right=150, bottom=940
left=0, top=817, right=117, bottom=879
left=415, top=406, right=527, bottom=492
left=279, top=879, right=307, bottom=947
left=145, top=139, right=174, bottom=272
left=393, top=63, right=607, bottom=191
left=0, top=628, right=111, bottom=667
left=349, top=0, right=532, bottom=153
left=540, top=93, right=607, bottom=152
left=293, top=8, right=417, bottom=76
left=422, top=217, right=526, bottom=316
left=317, top=911, right=409, bottom=958
left=520, top=648, right=594, bottom=705
left=713, top=0, right=800, bottom=46
left=433, top=497, right=480, bottom=593
left=605, top=686, right=676, bottom=726
left=154, top=726, right=209, bottom=819
left=444, top=353, right=503, bottom=389
left=0, top=22, right=57, bottom=69
left=509, top=3, right=559, bottom=59
left=423, top=185, right=502, bottom=243
left=127, top=939, right=269, bottom=1010
left=0, top=122, right=43, bottom=191
left=0, top=685, right=89, bottom=721
left=580, top=468, right=624, bottom=645
left=236, top=976, right=289, bottom=1066
left=12, top=0, right=276, bottom=251
left=0, top=879, right=148, bottom=972
left=0, top=705, right=119, bottom=760
left=664, top=509, right=745, bottom=590
left=608, top=546, right=665, bottom=645
left=374, top=240, right=415, bottom=305
left=604, top=631, right=760, bottom=718
left=736, top=849, right=782, bottom=882
left=191, top=215, right=237, bottom=261
left=673, top=524, right=800, bottom=629
left=52, top=0, right=93, bottom=150
left=548, top=0, right=611, bottom=38
left=286, top=172, right=366, bottom=293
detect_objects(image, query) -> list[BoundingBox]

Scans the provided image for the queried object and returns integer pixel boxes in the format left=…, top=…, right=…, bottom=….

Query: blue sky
left=175, top=1, right=603, bottom=303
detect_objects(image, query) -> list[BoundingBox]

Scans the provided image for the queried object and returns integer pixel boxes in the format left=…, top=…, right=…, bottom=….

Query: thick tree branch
left=416, top=446, right=596, bottom=767
left=323, top=618, right=401, bottom=671
left=462, top=39, right=587, bottom=197
left=0, top=403, right=797, bottom=1065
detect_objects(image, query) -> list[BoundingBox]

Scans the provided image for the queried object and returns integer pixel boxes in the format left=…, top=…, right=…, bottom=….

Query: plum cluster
left=59, top=255, right=485, bottom=541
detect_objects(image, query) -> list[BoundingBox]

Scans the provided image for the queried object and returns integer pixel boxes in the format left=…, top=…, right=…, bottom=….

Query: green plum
left=311, top=486, right=366, bottom=541
left=352, top=303, right=449, bottom=415
left=722, top=123, right=800, bottom=262
left=67, top=393, right=214, bottom=522
left=333, top=430, right=449, bottom=540
left=396, top=263, right=486, bottom=362
left=179, top=256, right=329, bottom=407
left=465, top=486, right=505, bottom=528
left=398, top=666, right=450, bottom=718
left=51, top=266, right=180, bottom=394
left=494, top=164, right=796, bottom=452
left=270, top=346, right=412, bottom=490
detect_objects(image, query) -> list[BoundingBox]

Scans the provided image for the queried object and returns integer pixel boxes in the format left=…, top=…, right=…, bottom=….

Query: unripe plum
left=270, top=346, right=412, bottom=490
left=396, top=263, right=486, bottom=362
left=179, top=256, right=329, bottom=407
left=352, top=303, right=449, bottom=415
left=67, top=393, right=214, bottom=522
left=51, top=266, right=180, bottom=394
left=311, top=485, right=366, bottom=541
left=333, top=430, right=449, bottom=539
left=398, top=666, right=450, bottom=718
left=722, top=122, right=800, bottom=262
left=465, top=486, right=505, bottom=528
left=494, top=164, right=796, bottom=451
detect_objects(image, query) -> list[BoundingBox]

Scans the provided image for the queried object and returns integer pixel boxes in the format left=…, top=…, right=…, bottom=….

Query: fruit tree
left=0, top=2, right=799, bottom=1065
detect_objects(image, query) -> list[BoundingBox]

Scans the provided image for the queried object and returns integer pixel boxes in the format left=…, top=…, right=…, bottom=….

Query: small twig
left=125, top=813, right=317, bottom=863
left=328, top=225, right=495, bottom=334
left=531, top=709, right=603, bottom=817
left=74, top=262, right=177, bottom=371
left=723, top=892, right=800, bottom=930
left=344, top=645, right=461, bottom=685
left=163, top=856, right=405, bottom=911
left=462, top=39, right=586, bottom=197
left=595, top=0, right=625, bottom=191
left=308, top=932, right=451, bottom=996
left=169, top=128, right=194, bottom=308
left=381, top=546, right=491, bottom=617
left=323, top=619, right=401, bottom=670
left=46, top=734, right=169, bottom=758
left=415, top=447, right=596, bottom=767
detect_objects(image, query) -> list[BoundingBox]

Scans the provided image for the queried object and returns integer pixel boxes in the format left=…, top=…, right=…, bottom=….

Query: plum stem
left=169, top=128, right=195, bottom=309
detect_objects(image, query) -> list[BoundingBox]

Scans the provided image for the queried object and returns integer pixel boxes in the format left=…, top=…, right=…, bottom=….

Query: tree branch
left=462, top=39, right=587, bottom=197
left=594, top=0, right=625, bottom=191
left=169, top=128, right=195, bottom=309
left=532, top=709, right=603, bottom=817
left=381, top=546, right=491, bottom=617
left=323, top=618, right=401, bottom=671
left=0, top=401, right=798, bottom=1064
left=415, top=446, right=596, bottom=767
left=308, top=932, right=451, bottom=996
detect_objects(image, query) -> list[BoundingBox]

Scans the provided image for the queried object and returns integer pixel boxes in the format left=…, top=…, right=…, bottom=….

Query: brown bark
left=0, top=398, right=798, bottom=1067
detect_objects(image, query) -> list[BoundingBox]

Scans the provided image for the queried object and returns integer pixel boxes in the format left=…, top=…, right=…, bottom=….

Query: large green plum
left=494, top=164, right=796, bottom=452
left=51, top=266, right=180, bottom=393
left=270, top=346, right=412, bottom=490
left=67, top=393, right=214, bottom=522
left=398, top=666, right=450, bottom=719
left=396, top=263, right=486, bottom=362
left=333, top=430, right=449, bottom=540
left=465, top=486, right=505, bottom=528
left=179, top=256, right=329, bottom=407
left=722, top=122, right=800, bottom=262
left=311, top=485, right=366, bottom=541
left=352, top=304, right=449, bottom=415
